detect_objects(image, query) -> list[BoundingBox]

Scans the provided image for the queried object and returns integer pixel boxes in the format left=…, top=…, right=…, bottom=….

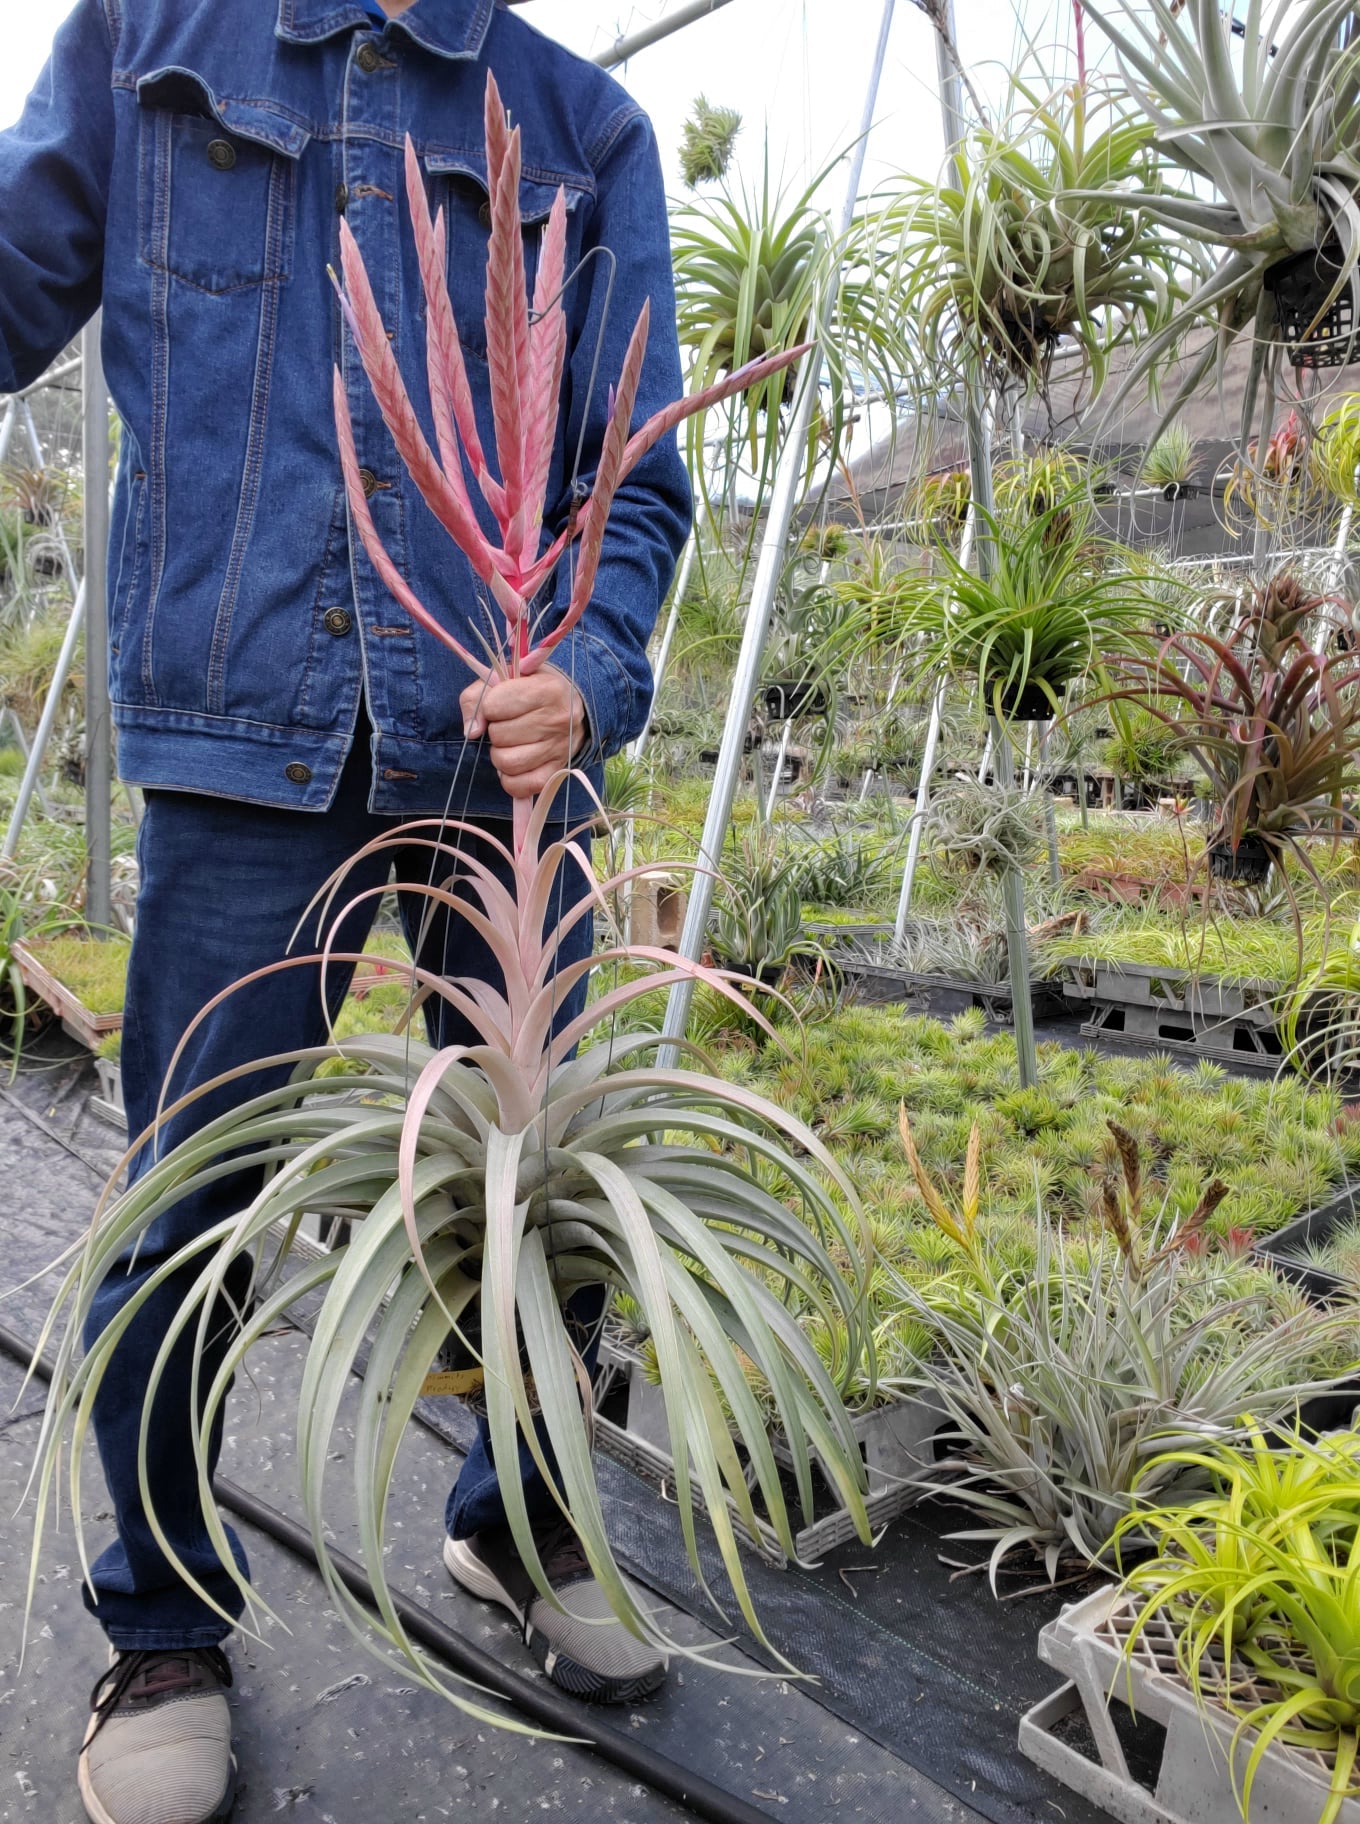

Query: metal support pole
left=765, top=719, right=793, bottom=818
left=1, top=580, right=85, bottom=860
left=82, top=319, right=112, bottom=930
left=936, top=0, right=1036, bottom=1084
left=893, top=680, right=945, bottom=940
left=0, top=399, right=17, bottom=468
left=992, top=719, right=1038, bottom=1086
left=595, top=0, right=735, bottom=67
left=1038, top=720, right=1061, bottom=889
left=633, top=530, right=699, bottom=760
left=660, top=0, right=897, bottom=1052
left=0, top=710, right=53, bottom=817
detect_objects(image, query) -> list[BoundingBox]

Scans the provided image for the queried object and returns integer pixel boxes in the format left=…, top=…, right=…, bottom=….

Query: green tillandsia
left=871, top=490, right=1177, bottom=723
left=1115, top=1426, right=1360, bottom=1824
left=1080, top=0, right=1360, bottom=446
left=870, top=76, right=1201, bottom=399
left=886, top=1115, right=1351, bottom=1588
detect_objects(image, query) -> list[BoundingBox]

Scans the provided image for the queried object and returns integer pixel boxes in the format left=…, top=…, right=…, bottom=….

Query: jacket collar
left=276, top=0, right=494, bottom=59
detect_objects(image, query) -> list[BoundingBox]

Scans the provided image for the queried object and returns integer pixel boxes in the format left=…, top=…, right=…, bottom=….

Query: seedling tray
left=837, top=960, right=1067, bottom=1024
left=594, top=1333, right=938, bottom=1566
left=1060, top=959, right=1284, bottom=1070
left=1020, top=1584, right=1360, bottom=1824
left=12, top=939, right=124, bottom=1052
left=1252, top=1176, right=1360, bottom=1302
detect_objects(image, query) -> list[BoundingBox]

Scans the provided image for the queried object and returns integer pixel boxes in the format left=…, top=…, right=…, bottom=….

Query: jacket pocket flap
left=423, top=149, right=589, bottom=221
left=136, top=69, right=311, bottom=159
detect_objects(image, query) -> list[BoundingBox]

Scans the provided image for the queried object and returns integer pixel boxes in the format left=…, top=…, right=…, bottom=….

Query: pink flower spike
left=482, top=75, right=530, bottom=554
left=524, top=302, right=649, bottom=665
left=519, top=186, right=569, bottom=548
left=332, top=367, right=491, bottom=680
left=401, top=137, right=506, bottom=526
left=337, top=219, right=512, bottom=587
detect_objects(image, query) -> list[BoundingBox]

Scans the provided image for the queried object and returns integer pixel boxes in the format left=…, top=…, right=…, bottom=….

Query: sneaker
left=444, top=1522, right=668, bottom=1704
left=79, top=1647, right=236, bottom=1824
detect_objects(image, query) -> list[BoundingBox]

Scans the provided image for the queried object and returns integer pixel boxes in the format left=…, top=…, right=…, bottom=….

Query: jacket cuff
left=547, top=626, right=637, bottom=764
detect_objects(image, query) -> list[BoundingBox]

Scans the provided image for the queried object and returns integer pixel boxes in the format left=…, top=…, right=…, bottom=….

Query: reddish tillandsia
left=332, top=69, right=811, bottom=849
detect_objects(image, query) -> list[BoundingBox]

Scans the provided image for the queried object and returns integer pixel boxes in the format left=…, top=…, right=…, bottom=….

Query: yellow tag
left=419, top=1367, right=486, bottom=1398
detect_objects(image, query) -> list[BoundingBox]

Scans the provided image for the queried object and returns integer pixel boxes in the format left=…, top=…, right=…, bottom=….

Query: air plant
left=892, top=1116, right=1347, bottom=1585
left=26, top=72, right=873, bottom=1712
left=878, top=491, right=1171, bottom=721
left=710, top=832, right=820, bottom=986
left=1222, top=409, right=1322, bottom=530
left=1314, top=393, right=1360, bottom=510
left=872, top=78, right=1200, bottom=396
left=671, top=157, right=906, bottom=506
left=1109, top=571, right=1360, bottom=883
left=678, top=96, right=743, bottom=190
left=1081, top=0, right=1360, bottom=442
left=1140, top=423, right=1199, bottom=493
left=1115, top=1426, right=1360, bottom=1824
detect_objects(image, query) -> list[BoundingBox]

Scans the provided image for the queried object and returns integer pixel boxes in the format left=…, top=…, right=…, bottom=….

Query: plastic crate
left=1021, top=1585, right=1360, bottom=1824
left=1065, top=960, right=1283, bottom=1068
left=594, top=1334, right=939, bottom=1566
left=836, top=961, right=1067, bottom=1024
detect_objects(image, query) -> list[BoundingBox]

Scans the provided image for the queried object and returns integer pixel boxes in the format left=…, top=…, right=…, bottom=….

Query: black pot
left=1208, top=833, right=1273, bottom=884
left=1264, top=242, right=1358, bottom=370
left=763, top=677, right=829, bottom=721
left=996, top=680, right=1062, bottom=721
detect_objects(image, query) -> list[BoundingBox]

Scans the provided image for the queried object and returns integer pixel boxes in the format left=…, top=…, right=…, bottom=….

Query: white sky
left=6, top=1, right=1082, bottom=198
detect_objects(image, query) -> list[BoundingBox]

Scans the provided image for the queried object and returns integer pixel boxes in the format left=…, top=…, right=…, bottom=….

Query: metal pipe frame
left=659, top=0, right=898, bottom=1052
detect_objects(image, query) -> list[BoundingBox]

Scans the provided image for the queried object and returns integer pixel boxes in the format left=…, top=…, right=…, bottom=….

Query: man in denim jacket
left=0, top=2, right=690, bottom=1816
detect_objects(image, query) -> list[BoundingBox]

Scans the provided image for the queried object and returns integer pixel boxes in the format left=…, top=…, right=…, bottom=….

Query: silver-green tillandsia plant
left=873, top=75, right=1201, bottom=399
left=24, top=71, right=876, bottom=1720
left=1082, top=0, right=1360, bottom=441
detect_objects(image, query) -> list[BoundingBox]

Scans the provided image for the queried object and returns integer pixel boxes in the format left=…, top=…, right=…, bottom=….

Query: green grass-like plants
left=1115, top=1426, right=1360, bottom=1824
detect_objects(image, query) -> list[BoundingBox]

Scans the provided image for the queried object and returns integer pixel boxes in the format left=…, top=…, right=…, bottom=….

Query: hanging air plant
left=874, top=79, right=1200, bottom=398
left=678, top=95, right=743, bottom=189
left=27, top=72, right=875, bottom=1712
left=1081, top=0, right=1360, bottom=441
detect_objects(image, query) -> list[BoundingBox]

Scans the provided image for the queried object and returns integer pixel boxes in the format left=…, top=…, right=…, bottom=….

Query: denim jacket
left=0, top=0, right=691, bottom=815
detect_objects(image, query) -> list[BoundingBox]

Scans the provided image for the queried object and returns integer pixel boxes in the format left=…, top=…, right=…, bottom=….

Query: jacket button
left=323, top=607, right=354, bottom=636
left=335, top=183, right=349, bottom=215
left=356, top=42, right=384, bottom=72
left=285, top=762, right=312, bottom=784
left=478, top=200, right=492, bottom=228
left=207, top=139, right=237, bottom=171
left=358, top=467, right=380, bottom=498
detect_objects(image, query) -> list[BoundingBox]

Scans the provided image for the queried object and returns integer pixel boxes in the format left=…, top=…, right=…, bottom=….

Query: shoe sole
left=442, top=1536, right=666, bottom=1706
left=78, top=1706, right=237, bottom=1824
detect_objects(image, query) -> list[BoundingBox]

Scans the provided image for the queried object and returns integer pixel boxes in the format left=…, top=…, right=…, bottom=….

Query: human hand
left=459, top=667, right=588, bottom=800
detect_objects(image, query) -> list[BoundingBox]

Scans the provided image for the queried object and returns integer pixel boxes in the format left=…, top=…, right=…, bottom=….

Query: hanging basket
left=1264, top=242, right=1358, bottom=370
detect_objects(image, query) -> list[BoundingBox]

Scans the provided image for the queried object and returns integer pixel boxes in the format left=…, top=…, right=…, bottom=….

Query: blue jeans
left=84, top=731, right=595, bottom=1649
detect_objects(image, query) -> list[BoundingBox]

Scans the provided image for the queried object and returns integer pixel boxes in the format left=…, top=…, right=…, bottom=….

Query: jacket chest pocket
left=137, top=70, right=310, bottom=294
left=423, top=152, right=590, bottom=365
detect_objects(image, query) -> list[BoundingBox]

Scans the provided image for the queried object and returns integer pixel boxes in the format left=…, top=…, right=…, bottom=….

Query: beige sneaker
left=79, top=1647, right=236, bottom=1824
left=444, top=1521, right=667, bottom=1704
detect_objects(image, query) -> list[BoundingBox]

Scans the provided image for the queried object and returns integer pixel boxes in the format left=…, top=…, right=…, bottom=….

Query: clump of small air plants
left=679, top=95, right=743, bottom=188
